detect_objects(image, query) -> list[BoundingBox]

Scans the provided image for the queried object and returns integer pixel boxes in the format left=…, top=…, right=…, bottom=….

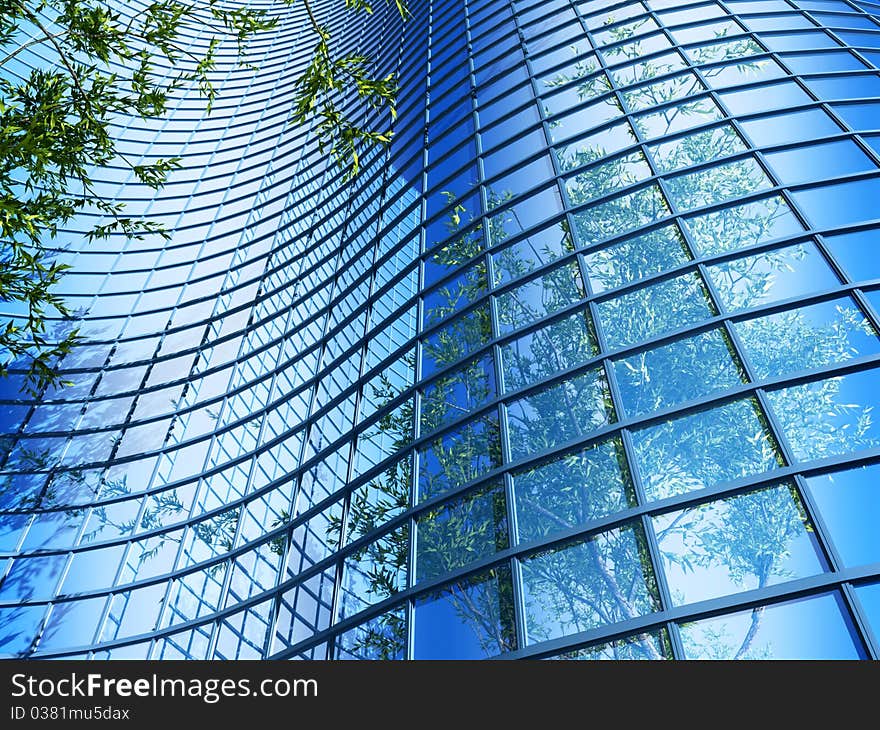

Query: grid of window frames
left=1, top=0, right=880, bottom=660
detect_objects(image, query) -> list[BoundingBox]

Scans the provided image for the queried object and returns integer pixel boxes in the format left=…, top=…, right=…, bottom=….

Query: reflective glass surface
left=3, top=0, right=879, bottom=660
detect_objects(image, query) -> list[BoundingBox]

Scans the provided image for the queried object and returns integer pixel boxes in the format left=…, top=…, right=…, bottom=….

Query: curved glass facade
left=3, top=0, right=880, bottom=660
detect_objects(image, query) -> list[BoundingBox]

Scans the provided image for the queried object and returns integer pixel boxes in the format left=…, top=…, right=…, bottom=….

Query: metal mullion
left=842, top=581, right=880, bottom=659
left=619, top=422, right=686, bottom=660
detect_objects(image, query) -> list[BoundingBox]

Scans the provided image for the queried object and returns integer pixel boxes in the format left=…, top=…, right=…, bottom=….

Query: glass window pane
left=583, top=224, right=691, bottom=293
left=334, top=608, right=406, bottom=660
left=622, top=72, right=704, bottom=113
left=706, top=241, right=839, bottom=313
left=720, top=80, right=812, bottom=115
left=338, top=524, right=409, bottom=620
left=416, top=484, right=508, bottom=583
left=37, top=597, right=105, bottom=652
left=491, top=221, right=574, bottom=287
left=679, top=592, right=866, bottom=659
left=665, top=157, right=773, bottom=213
left=806, top=463, right=880, bottom=567
left=513, top=437, right=636, bottom=542
left=417, top=411, right=502, bottom=502
left=683, top=195, right=805, bottom=256
left=632, top=397, right=783, bottom=501
left=413, top=565, right=516, bottom=659
left=765, top=366, right=880, bottom=461
left=791, top=177, right=880, bottom=231
left=613, top=328, right=747, bottom=417
left=734, top=296, right=880, bottom=379
left=855, top=581, right=880, bottom=640
left=824, top=228, right=880, bottom=282
left=648, top=124, right=748, bottom=174
left=803, top=73, right=880, bottom=101
left=521, top=524, right=661, bottom=644
left=565, top=151, right=653, bottom=206
left=831, top=101, right=880, bottom=132
left=687, top=37, right=764, bottom=64
left=597, top=271, right=716, bottom=350
left=654, top=483, right=826, bottom=606
left=764, top=139, right=877, bottom=186
left=547, top=629, right=673, bottom=660
left=495, top=261, right=586, bottom=335
left=740, top=108, right=842, bottom=147
left=506, top=368, right=615, bottom=460
left=633, top=96, right=725, bottom=141
left=486, top=185, right=565, bottom=246
left=0, top=606, right=47, bottom=655
left=421, top=354, right=496, bottom=435
left=346, top=461, right=410, bottom=542
left=421, top=304, right=493, bottom=378
left=572, top=183, right=671, bottom=247
left=555, top=121, right=637, bottom=173
left=423, top=261, right=489, bottom=328
left=549, top=96, right=625, bottom=144
left=500, top=309, right=598, bottom=392
left=608, top=51, right=686, bottom=88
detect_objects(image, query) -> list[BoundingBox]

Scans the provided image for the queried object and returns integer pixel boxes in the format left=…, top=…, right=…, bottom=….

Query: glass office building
left=2, top=0, right=880, bottom=660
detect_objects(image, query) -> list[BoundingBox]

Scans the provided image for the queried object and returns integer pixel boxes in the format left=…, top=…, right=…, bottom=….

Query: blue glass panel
left=684, top=195, right=805, bottom=256
left=565, top=152, right=653, bottom=206
left=855, top=581, right=880, bottom=640
left=339, top=524, right=408, bottom=620
left=824, top=227, right=880, bottom=282
left=632, top=398, right=783, bottom=501
left=521, top=524, right=660, bottom=644
left=491, top=221, right=574, bottom=286
left=764, top=139, right=877, bottom=186
left=583, top=224, right=691, bottom=293
left=506, top=367, right=615, bottom=460
left=654, top=483, right=826, bottom=606
left=741, top=108, right=842, bottom=147
left=548, top=630, right=672, bottom=660
left=766, top=365, right=880, bottom=461
left=734, top=296, right=880, bottom=378
left=720, top=80, right=812, bottom=115
left=413, top=566, right=516, bottom=659
left=680, top=592, right=866, bottom=659
left=421, top=354, right=496, bottom=434
left=416, top=484, right=507, bottom=583
left=803, top=73, right=880, bottom=100
left=706, top=241, right=839, bottom=312
left=421, top=304, right=493, bottom=378
left=0, top=605, right=47, bottom=656
left=417, top=410, right=502, bottom=502
left=793, top=177, right=880, bottom=230
left=783, top=50, right=868, bottom=73
left=495, top=261, right=586, bottom=335
left=633, top=96, right=724, bottom=141
left=831, top=101, right=880, bottom=131
left=597, top=271, right=716, bottom=350
left=648, top=124, right=747, bottom=174
left=37, top=597, right=106, bottom=652
left=513, top=437, right=636, bottom=542
left=614, top=328, right=746, bottom=417
left=334, top=608, right=406, bottom=660
left=807, top=463, right=880, bottom=566
left=665, top=157, right=773, bottom=213
left=572, top=183, right=671, bottom=247
left=500, top=309, right=598, bottom=392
